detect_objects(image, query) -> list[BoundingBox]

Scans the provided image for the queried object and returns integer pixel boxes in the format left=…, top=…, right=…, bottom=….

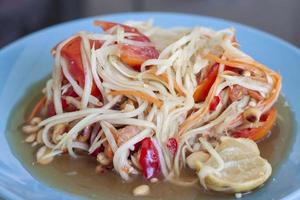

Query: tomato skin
left=139, top=137, right=160, bottom=179
left=61, top=37, right=84, bottom=85
left=119, top=45, right=159, bottom=71
left=94, top=21, right=140, bottom=34
left=232, top=107, right=277, bottom=141
left=209, top=96, right=220, bottom=112
left=60, top=37, right=102, bottom=98
left=94, top=21, right=159, bottom=71
left=166, top=138, right=178, bottom=156
left=193, top=63, right=219, bottom=102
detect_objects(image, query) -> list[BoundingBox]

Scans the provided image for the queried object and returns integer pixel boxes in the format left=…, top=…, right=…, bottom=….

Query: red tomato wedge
left=94, top=21, right=159, bottom=71
left=119, top=45, right=159, bottom=71
left=193, top=63, right=219, bottom=102
left=60, top=36, right=102, bottom=98
left=94, top=21, right=142, bottom=36
left=232, top=107, right=277, bottom=141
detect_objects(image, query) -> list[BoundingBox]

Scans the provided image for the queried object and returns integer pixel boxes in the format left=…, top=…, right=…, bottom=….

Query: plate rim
left=0, top=11, right=300, bottom=200
left=1, top=12, right=299, bottom=55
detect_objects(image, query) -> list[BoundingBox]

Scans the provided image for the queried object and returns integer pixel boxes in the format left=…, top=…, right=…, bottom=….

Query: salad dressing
left=6, top=78, right=295, bottom=200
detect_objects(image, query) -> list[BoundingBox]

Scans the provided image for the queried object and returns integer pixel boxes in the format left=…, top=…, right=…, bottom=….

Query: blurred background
left=0, top=0, right=299, bottom=48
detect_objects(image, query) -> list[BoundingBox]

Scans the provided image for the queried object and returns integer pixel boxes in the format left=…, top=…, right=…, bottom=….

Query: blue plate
left=0, top=12, right=300, bottom=200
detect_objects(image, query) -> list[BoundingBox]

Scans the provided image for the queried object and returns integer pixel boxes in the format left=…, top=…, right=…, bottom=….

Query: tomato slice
left=232, top=107, right=277, bottom=141
left=193, top=63, right=219, bottom=102
left=94, top=21, right=159, bottom=71
left=61, top=36, right=102, bottom=98
left=119, top=45, right=159, bottom=71
left=61, top=37, right=84, bottom=86
left=139, top=137, right=160, bottom=179
left=46, top=87, right=79, bottom=116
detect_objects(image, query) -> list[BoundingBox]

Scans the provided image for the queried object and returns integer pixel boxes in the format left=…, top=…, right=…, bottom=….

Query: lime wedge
left=198, top=136, right=272, bottom=193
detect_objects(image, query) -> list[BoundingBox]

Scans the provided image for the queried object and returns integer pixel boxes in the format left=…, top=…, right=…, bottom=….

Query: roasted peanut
left=133, top=184, right=150, bottom=196
left=249, top=99, right=257, bottom=107
left=36, top=146, right=53, bottom=165
left=52, top=123, right=67, bottom=144
left=25, top=133, right=36, bottom=143
left=120, top=99, right=135, bottom=111
left=30, top=117, right=42, bottom=126
left=242, top=70, right=251, bottom=77
left=22, top=125, right=39, bottom=134
left=31, top=141, right=39, bottom=147
left=150, top=178, right=158, bottom=183
left=36, top=130, right=43, bottom=144
left=97, top=152, right=111, bottom=166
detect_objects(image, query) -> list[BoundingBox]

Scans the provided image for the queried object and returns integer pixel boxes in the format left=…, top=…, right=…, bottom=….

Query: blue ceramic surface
left=0, top=12, right=300, bottom=200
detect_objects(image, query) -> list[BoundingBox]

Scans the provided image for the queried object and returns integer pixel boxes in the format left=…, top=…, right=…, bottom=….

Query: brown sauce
left=6, top=77, right=295, bottom=200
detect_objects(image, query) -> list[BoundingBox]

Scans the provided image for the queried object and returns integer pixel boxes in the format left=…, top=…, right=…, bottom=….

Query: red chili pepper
left=209, top=96, right=220, bottom=112
left=166, top=138, right=178, bottom=156
left=139, top=137, right=160, bottom=179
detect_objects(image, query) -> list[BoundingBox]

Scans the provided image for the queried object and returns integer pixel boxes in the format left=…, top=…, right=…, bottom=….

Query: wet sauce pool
left=6, top=77, right=295, bottom=200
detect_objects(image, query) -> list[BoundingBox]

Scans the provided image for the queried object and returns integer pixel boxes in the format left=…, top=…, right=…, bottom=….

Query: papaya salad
left=22, top=20, right=281, bottom=196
